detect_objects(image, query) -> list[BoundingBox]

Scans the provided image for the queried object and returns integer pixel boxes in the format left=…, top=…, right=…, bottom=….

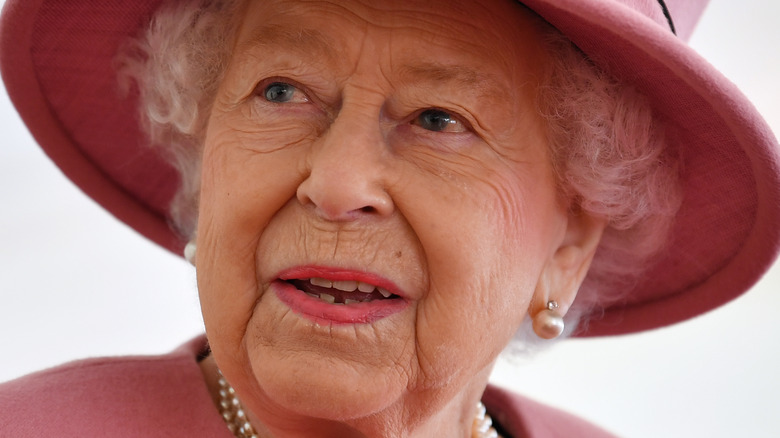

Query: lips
left=273, top=267, right=408, bottom=324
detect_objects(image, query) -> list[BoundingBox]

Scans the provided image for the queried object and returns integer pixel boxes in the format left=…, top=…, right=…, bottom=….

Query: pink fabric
left=483, top=387, right=618, bottom=438
left=0, top=337, right=616, bottom=437
left=0, top=0, right=182, bottom=254
left=0, top=337, right=232, bottom=437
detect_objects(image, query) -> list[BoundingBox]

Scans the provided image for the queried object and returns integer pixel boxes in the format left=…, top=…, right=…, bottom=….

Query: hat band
left=656, top=0, right=676, bottom=34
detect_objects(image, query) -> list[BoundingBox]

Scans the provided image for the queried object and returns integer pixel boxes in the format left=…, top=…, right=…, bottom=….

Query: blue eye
left=416, top=109, right=465, bottom=133
left=263, top=82, right=308, bottom=103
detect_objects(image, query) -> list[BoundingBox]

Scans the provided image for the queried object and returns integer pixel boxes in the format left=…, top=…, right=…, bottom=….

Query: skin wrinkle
left=225, top=55, right=338, bottom=117
left=380, top=13, right=505, bottom=97
left=397, top=63, right=503, bottom=106
left=201, top=133, right=281, bottom=385
left=241, top=92, right=328, bottom=148
left=389, top=76, right=512, bottom=142
left=236, top=25, right=338, bottom=63
left=228, top=22, right=530, bottom=165
left=216, top=111, right=316, bottom=156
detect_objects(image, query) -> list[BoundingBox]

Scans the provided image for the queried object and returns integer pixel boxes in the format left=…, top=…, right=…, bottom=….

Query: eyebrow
left=235, top=25, right=337, bottom=59
left=397, top=63, right=502, bottom=94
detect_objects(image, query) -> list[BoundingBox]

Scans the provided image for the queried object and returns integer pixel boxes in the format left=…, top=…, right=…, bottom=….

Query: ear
left=531, top=210, right=606, bottom=317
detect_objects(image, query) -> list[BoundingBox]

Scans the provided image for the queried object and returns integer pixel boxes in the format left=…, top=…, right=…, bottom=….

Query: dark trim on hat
left=657, top=0, right=677, bottom=34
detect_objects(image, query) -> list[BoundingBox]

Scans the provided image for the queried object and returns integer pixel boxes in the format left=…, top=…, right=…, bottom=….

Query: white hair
left=117, top=0, right=243, bottom=238
left=513, top=24, right=681, bottom=348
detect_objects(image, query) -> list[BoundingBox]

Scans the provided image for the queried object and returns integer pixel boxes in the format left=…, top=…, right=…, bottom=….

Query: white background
left=1, top=1, right=778, bottom=437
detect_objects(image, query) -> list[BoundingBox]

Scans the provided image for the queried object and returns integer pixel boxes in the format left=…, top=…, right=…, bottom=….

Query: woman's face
left=198, top=0, right=572, bottom=428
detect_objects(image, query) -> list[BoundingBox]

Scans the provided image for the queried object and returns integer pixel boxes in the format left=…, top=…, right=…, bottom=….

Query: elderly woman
left=1, top=0, right=778, bottom=437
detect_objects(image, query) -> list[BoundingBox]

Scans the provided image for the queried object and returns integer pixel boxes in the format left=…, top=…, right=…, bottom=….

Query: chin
left=249, top=350, right=406, bottom=420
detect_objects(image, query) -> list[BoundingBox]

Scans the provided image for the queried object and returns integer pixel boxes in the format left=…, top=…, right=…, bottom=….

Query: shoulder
left=0, top=336, right=230, bottom=437
left=483, top=385, right=618, bottom=438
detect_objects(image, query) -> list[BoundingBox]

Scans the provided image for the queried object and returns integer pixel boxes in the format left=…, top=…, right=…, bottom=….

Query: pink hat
left=1, top=0, right=778, bottom=337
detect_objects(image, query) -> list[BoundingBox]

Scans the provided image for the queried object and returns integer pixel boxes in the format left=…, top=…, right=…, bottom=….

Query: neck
left=199, top=355, right=495, bottom=438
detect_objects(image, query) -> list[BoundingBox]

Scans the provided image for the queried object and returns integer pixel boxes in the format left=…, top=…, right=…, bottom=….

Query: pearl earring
left=184, top=241, right=197, bottom=266
left=533, top=300, right=564, bottom=339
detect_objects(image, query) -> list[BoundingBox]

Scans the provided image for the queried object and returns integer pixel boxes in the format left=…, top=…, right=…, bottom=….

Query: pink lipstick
left=273, top=266, right=409, bottom=325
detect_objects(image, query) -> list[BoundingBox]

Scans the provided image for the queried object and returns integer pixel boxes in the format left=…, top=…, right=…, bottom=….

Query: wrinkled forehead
left=232, top=0, right=553, bottom=86
left=235, top=0, right=532, bottom=35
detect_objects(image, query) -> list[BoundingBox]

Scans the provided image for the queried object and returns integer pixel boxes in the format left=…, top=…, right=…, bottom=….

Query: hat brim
left=1, top=0, right=778, bottom=336
left=0, top=0, right=181, bottom=252
left=522, top=0, right=780, bottom=335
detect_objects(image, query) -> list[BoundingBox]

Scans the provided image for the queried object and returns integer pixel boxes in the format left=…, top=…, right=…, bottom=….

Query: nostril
left=360, top=206, right=377, bottom=213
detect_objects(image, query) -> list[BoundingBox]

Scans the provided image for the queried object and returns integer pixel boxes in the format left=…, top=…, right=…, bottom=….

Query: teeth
left=310, top=277, right=332, bottom=288
left=344, top=299, right=360, bottom=305
left=332, top=280, right=358, bottom=292
left=303, top=277, right=392, bottom=299
left=305, top=292, right=318, bottom=298
left=357, top=282, right=375, bottom=293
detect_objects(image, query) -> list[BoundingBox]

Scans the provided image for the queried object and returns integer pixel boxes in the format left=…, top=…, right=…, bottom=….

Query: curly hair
left=527, top=28, right=682, bottom=341
left=117, top=0, right=243, bottom=238
left=117, top=0, right=682, bottom=342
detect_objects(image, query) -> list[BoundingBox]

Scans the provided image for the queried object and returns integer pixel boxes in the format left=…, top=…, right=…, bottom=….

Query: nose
left=296, top=111, right=394, bottom=221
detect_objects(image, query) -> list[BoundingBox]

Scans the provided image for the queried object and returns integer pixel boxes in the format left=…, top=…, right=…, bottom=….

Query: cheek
left=197, top=118, right=311, bottom=363
left=198, top=139, right=302, bottom=270
left=397, top=164, right=561, bottom=387
left=408, top=160, right=557, bottom=288
left=472, top=167, right=564, bottom=310
left=198, top=109, right=321, bottom=236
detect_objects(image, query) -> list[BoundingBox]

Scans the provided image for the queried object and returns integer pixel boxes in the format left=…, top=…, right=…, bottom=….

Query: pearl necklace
left=217, top=369, right=502, bottom=438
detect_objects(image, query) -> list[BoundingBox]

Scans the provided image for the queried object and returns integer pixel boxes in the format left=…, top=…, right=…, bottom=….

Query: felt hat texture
left=1, top=0, right=778, bottom=337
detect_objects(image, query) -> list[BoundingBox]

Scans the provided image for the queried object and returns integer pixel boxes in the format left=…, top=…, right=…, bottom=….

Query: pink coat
left=0, top=336, right=616, bottom=437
